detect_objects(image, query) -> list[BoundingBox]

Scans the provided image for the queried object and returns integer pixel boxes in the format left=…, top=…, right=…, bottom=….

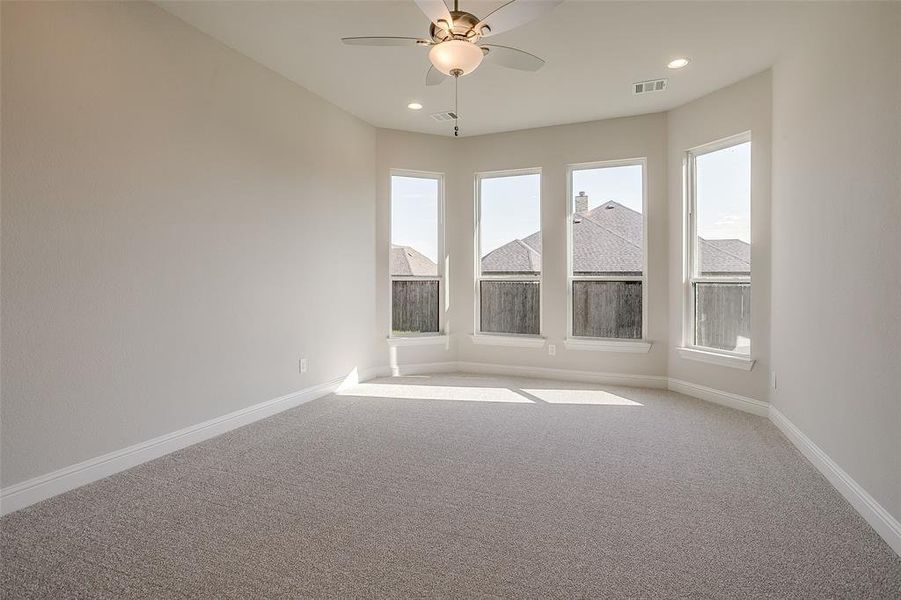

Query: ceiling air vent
left=633, top=78, right=668, bottom=95
left=431, top=111, right=458, bottom=122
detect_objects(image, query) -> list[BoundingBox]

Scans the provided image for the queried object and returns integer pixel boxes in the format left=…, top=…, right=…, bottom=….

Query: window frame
left=681, top=131, right=753, bottom=362
left=473, top=167, right=544, bottom=340
left=388, top=169, right=446, bottom=339
left=565, top=158, right=649, bottom=348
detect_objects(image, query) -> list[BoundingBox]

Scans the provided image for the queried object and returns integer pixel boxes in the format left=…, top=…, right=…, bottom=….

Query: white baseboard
left=667, top=378, right=769, bottom=417
left=769, top=407, right=901, bottom=557
left=0, top=373, right=356, bottom=516
left=456, top=361, right=668, bottom=389
left=389, top=361, right=459, bottom=377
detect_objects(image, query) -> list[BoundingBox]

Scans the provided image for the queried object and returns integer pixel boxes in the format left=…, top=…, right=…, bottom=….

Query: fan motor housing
left=429, top=11, right=482, bottom=43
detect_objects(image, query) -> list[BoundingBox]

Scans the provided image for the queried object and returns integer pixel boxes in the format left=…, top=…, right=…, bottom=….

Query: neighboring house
left=390, top=245, right=438, bottom=277
left=393, top=202, right=750, bottom=277
left=481, top=201, right=750, bottom=276
left=698, top=237, right=750, bottom=276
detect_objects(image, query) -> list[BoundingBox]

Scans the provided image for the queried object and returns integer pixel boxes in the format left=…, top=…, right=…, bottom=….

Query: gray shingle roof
left=700, top=239, right=750, bottom=275
left=480, top=201, right=749, bottom=275
left=391, top=245, right=437, bottom=277
left=481, top=235, right=541, bottom=273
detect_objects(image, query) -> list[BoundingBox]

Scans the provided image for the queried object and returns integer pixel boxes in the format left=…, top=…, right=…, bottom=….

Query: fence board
left=480, top=281, right=540, bottom=335
left=695, top=282, right=751, bottom=352
left=392, top=280, right=439, bottom=334
left=572, top=280, right=642, bottom=339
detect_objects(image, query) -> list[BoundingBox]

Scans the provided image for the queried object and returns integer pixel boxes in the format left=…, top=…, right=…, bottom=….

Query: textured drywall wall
left=379, top=114, right=668, bottom=377
left=666, top=71, right=772, bottom=401
left=373, top=128, right=458, bottom=368
left=451, top=115, right=669, bottom=376
left=770, top=2, right=901, bottom=522
left=1, top=1, right=377, bottom=486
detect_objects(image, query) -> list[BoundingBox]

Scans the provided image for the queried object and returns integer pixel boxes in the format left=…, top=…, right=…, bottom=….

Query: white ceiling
left=157, top=1, right=797, bottom=137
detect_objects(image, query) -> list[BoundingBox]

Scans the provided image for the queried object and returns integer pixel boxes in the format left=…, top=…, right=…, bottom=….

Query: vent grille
left=430, top=111, right=458, bottom=122
left=633, top=79, right=668, bottom=95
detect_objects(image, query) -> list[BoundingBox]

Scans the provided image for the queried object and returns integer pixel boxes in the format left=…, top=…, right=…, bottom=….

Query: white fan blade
left=414, top=0, right=453, bottom=27
left=341, top=36, right=428, bottom=46
left=475, top=0, right=563, bottom=37
left=426, top=65, right=447, bottom=86
left=481, top=44, right=545, bottom=71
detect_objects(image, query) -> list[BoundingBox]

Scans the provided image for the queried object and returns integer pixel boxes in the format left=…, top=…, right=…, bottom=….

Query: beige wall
left=374, top=129, right=458, bottom=368
left=666, top=71, right=772, bottom=400
left=377, top=115, right=669, bottom=378
left=453, top=116, right=670, bottom=376
left=1, top=1, right=377, bottom=486
left=770, top=3, right=901, bottom=521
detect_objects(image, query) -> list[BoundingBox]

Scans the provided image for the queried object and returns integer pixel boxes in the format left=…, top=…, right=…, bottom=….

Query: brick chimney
left=575, top=191, right=589, bottom=214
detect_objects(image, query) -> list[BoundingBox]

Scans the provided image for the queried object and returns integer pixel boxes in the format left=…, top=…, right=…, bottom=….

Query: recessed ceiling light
left=407, top=102, right=423, bottom=110
left=667, top=58, right=690, bottom=69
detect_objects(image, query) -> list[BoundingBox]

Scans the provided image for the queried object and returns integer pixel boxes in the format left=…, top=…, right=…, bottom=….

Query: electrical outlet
left=770, top=370, right=777, bottom=390
left=300, top=358, right=308, bottom=374
left=548, top=344, right=556, bottom=356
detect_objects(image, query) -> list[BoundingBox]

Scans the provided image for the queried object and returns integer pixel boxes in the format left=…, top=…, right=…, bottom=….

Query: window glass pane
left=571, top=165, right=643, bottom=276
left=392, top=280, right=439, bottom=334
left=694, top=282, right=751, bottom=354
left=695, top=142, right=751, bottom=277
left=480, top=281, right=540, bottom=335
left=391, top=176, right=438, bottom=277
left=390, top=175, right=439, bottom=335
left=479, top=173, right=541, bottom=275
left=573, top=280, right=642, bottom=339
left=569, top=164, right=643, bottom=340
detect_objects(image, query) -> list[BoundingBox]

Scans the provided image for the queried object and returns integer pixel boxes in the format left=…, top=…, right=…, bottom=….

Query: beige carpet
left=2, top=373, right=899, bottom=598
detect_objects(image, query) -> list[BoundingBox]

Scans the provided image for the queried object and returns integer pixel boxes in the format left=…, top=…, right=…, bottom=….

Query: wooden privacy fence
left=572, top=280, right=642, bottom=339
left=480, top=280, right=540, bottom=335
left=392, top=279, right=439, bottom=334
left=695, top=282, right=751, bottom=351
left=392, top=278, right=749, bottom=349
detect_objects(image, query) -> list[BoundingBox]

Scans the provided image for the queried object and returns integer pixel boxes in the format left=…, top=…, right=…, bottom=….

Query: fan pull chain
left=454, top=71, right=460, bottom=137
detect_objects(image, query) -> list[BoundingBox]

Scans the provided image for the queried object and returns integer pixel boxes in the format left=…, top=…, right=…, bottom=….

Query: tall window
left=567, top=160, right=646, bottom=340
left=390, top=171, right=443, bottom=336
left=476, top=169, right=541, bottom=336
left=685, top=134, right=751, bottom=355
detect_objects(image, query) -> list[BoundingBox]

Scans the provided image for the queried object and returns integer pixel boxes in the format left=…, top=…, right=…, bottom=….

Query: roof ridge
left=579, top=211, right=642, bottom=251
left=514, top=238, right=541, bottom=270
left=701, top=238, right=749, bottom=264
left=517, top=236, right=539, bottom=254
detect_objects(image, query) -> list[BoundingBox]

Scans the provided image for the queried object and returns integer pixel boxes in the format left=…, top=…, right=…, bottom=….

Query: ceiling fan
left=341, top=0, right=561, bottom=134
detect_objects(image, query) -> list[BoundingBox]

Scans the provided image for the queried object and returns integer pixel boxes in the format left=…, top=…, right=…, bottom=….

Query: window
left=685, top=134, right=751, bottom=356
left=390, top=171, right=443, bottom=336
left=475, top=169, right=541, bottom=336
left=566, top=160, right=646, bottom=340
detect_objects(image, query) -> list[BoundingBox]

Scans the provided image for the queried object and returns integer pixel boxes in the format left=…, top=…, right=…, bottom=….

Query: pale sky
left=572, top=164, right=643, bottom=214
left=696, top=141, right=751, bottom=243
left=391, top=175, right=439, bottom=262
left=479, top=173, right=541, bottom=256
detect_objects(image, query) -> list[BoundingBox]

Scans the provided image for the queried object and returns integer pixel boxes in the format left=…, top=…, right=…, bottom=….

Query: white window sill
left=470, top=334, right=546, bottom=349
left=564, top=338, right=652, bottom=353
left=677, top=346, right=755, bottom=371
left=387, top=335, right=449, bottom=347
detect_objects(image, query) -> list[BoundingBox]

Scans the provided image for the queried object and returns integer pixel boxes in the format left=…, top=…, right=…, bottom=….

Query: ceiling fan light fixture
left=428, top=40, right=484, bottom=76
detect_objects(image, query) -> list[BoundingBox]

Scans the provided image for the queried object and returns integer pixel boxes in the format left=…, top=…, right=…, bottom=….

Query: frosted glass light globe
left=428, top=40, right=484, bottom=76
